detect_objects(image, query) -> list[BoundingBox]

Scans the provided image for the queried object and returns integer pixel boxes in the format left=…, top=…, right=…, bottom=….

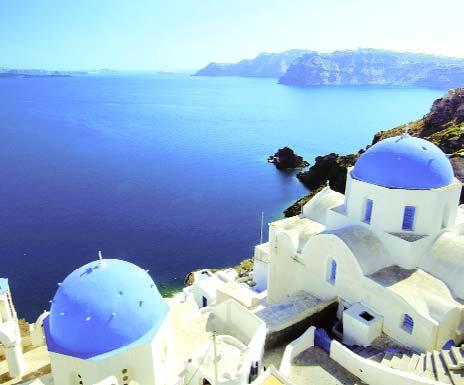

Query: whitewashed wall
left=330, top=340, right=438, bottom=385
left=49, top=316, right=172, bottom=385
left=344, top=171, right=461, bottom=237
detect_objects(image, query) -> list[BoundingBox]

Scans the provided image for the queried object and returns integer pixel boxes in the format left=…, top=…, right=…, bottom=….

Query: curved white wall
left=49, top=315, right=172, bottom=385
left=345, top=170, right=461, bottom=236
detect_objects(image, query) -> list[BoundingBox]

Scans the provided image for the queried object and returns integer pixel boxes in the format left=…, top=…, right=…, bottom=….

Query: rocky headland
left=268, top=147, right=309, bottom=170
left=194, top=49, right=310, bottom=77
left=279, top=49, right=464, bottom=88
left=285, top=87, right=464, bottom=217
left=196, top=49, right=464, bottom=89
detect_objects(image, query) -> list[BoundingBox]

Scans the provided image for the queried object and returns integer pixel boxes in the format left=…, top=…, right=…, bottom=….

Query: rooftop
left=368, top=266, right=463, bottom=322
left=352, top=135, right=454, bottom=190
left=255, top=291, right=336, bottom=333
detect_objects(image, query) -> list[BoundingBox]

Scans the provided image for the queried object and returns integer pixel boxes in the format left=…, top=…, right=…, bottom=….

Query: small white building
left=44, top=258, right=172, bottom=385
left=184, top=268, right=238, bottom=308
left=0, top=277, right=25, bottom=378
left=252, top=243, right=270, bottom=294
left=258, top=134, right=464, bottom=352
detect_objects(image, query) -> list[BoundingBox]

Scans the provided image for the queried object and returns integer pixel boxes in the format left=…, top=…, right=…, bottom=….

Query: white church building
left=40, top=256, right=266, bottom=385
left=44, top=258, right=173, bottom=385
left=254, top=133, right=464, bottom=353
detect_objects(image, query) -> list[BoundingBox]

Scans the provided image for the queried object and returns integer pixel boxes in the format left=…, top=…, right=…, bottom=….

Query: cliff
left=195, top=49, right=464, bottom=88
left=279, top=49, right=464, bottom=88
left=285, top=87, right=464, bottom=216
left=194, top=50, right=311, bottom=77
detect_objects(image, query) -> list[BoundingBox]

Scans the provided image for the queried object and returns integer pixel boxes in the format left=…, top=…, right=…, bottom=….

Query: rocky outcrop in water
left=268, top=147, right=309, bottom=170
left=194, top=50, right=310, bottom=77
left=279, top=49, right=464, bottom=88
left=285, top=88, right=464, bottom=216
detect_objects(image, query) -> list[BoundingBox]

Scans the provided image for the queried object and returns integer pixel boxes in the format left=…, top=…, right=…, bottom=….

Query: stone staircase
left=350, top=345, right=464, bottom=385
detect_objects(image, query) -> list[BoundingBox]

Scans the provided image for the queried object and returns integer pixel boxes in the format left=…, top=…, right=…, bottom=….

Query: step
left=381, top=351, right=395, bottom=367
left=443, top=350, right=459, bottom=371
left=425, top=352, right=434, bottom=372
left=451, top=347, right=464, bottom=366
left=424, top=352, right=437, bottom=381
left=407, top=354, right=420, bottom=373
left=391, top=354, right=404, bottom=370
left=414, top=354, right=426, bottom=375
left=398, top=355, right=411, bottom=371
left=448, top=371, right=464, bottom=385
left=433, top=351, right=452, bottom=384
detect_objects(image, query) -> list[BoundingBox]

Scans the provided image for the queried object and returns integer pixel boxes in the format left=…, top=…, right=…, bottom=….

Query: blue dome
left=352, top=135, right=454, bottom=190
left=44, top=259, right=169, bottom=360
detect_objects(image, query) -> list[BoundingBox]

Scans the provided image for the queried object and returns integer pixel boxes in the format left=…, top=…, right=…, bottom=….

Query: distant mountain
left=279, top=49, right=464, bottom=88
left=194, top=49, right=311, bottom=77
left=0, top=68, right=119, bottom=78
left=195, top=49, right=464, bottom=88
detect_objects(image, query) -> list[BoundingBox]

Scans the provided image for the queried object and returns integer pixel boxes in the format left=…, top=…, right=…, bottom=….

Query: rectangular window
left=402, top=206, right=416, bottom=231
left=402, top=314, right=414, bottom=334
left=364, top=199, right=373, bottom=224
left=359, top=311, right=374, bottom=322
left=327, top=259, right=337, bottom=285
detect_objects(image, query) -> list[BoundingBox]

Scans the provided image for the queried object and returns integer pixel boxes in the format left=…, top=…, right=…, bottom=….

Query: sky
left=1, top=0, right=463, bottom=71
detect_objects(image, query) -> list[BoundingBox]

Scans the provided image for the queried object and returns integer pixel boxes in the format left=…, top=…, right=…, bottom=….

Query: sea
left=0, top=73, right=444, bottom=320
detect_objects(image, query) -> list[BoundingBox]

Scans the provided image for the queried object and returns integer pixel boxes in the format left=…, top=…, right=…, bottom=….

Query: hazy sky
left=1, top=0, right=463, bottom=71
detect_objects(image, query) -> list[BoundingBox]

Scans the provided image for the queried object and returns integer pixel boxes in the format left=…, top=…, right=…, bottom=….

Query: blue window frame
left=327, top=259, right=337, bottom=285
left=402, top=314, right=414, bottom=334
left=402, top=206, right=416, bottom=231
left=364, top=199, right=373, bottom=224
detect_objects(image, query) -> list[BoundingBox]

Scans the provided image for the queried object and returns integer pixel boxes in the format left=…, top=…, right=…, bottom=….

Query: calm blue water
left=0, top=74, right=443, bottom=320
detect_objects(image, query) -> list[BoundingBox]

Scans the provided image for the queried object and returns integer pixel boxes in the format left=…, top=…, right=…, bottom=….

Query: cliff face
left=196, top=49, right=464, bottom=88
left=279, top=49, right=464, bottom=88
left=286, top=88, right=464, bottom=216
left=194, top=50, right=311, bottom=77
left=373, top=88, right=464, bottom=153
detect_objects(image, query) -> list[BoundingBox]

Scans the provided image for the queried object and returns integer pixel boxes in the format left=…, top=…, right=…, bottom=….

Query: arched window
left=402, top=206, right=416, bottom=231
left=363, top=199, right=373, bottom=224
left=402, top=314, right=414, bottom=334
left=326, top=258, right=337, bottom=285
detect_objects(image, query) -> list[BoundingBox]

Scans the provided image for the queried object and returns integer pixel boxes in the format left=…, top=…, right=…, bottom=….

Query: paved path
left=264, top=346, right=366, bottom=385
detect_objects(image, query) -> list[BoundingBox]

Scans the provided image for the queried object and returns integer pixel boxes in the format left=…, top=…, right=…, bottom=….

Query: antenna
left=260, top=211, right=264, bottom=244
